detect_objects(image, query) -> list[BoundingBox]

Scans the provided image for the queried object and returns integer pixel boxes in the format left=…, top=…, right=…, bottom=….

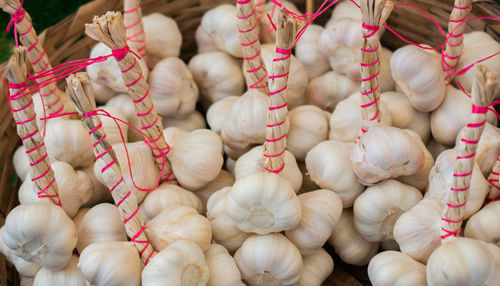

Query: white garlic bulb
left=105, top=94, right=142, bottom=142
left=205, top=244, right=244, bottom=286
left=195, top=25, right=218, bottom=54
left=91, top=80, right=114, bottom=104
left=149, top=57, right=199, bottom=118
left=206, top=96, right=238, bottom=134
left=296, top=248, right=334, bottom=286
left=97, top=105, right=129, bottom=145
left=328, top=209, right=379, bottom=266
left=33, top=255, right=85, bottom=286
left=465, top=201, right=500, bottom=245
left=147, top=205, right=212, bottom=251
left=73, top=203, right=126, bottom=253
left=78, top=241, right=142, bottom=286
left=305, top=140, right=364, bottom=207
left=234, top=145, right=302, bottom=193
left=195, top=170, right=235, bottom=213
left=2, top=203, right=77, bottom=270
left=368, top=251, right=426, bottom=286
left=397, top=129, right=434, bottom=191
left=0, top=226, right=40, bottom=278
left=142, top=240, right=209, bottom=286
left=391, top=45, right=446, bottom=112
left=201, top=4, right=242, bottom=57
left=162, top=111, right=206, bottom=132
left=330, top=0, right=362, bottom=22
left=14, top=146, right=30, bottom=181
left=259, top=0, right=301, bottom=44
left=142, top=13, right=182, bottom=68
left=235, top=233, right=303, bottom=286
left=306, top=71, right=360, bottom=111
left=353, top=180, right=423, bottom=242
left=139, top=183, right=203, bottom=222
left=227, top=172, right=301, bottom=234
left=188, top=51, right=244, bottom=104
left=285, top=189, right=343, bottom=255
left=295, top=24, right=330, bottom=79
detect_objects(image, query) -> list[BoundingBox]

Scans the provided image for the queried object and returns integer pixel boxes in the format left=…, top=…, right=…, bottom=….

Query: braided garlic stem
left=124, top=0, right=147, bottom=61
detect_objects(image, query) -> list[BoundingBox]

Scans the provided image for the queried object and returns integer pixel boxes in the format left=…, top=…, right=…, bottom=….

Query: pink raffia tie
left=124, top=2, right=147, bottom=58
left=5, top=0, right=25, bottom=47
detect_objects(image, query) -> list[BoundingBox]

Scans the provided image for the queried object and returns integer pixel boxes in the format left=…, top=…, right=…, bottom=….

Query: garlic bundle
left=73, top=203, right=126, bottom=253
left=234, top=145, right=302, bottom=192
left=200, top=4, right=242, bottom=57
left=328, top=209, right=379, bottom=266
left=149, top=57, right=199, bottom=118
left=295, top=24, right=330, bottom=79
left=329, top=93, right=392, bottom=143
left=188, top=51, right=245, bottom=104
left=162, top=111, right=206, bottom=132
left=97, top=105, right=129, bottom=145
left=206, top=96, right=239, bottom=134
left=14, top=146, right=30, bottom=181
left=195, top=170, right=235, bottom=213
left=33, top=255, right=85, bottom=286
left=105, top=94, right=142, bottom=141
left=426, top=237, right=500, bottom=285
left=2, top=203, right=77, bottom=270
left=147, top=205, right=212, bottom=251
left=195, top=25, right=218, bottom=54
left=139, top=183, right=203, bottom=221
left=296, top=248, right=334, bottom=286
left=351, top=124, right=425, bottom=185
left=305, top=140, right=364, bottom=207
left=397, top=129, right=434, bottom=191
left=287, top=105, right=329, bottom=161
left=465, top=201, right=500, bottom=245
left=353, top=180, right=423, bottom=242
left=368, top=251, right=426, bottom=286
left=78, top=241, right=142, bottom=286
left=306, top=71, right=360, bottom=111
left=285, top=189, right=343, bottom=255
left=390, top=45, right=446, bottom=112
left=0, top=226, right=40, bottom=278
left=142, top=13, right=182, bottom=68
left=235, top=233, right=303, bottom=286
left=259, top=1, right=301, bottom=44
left=205, top=244, right=245, bottom=286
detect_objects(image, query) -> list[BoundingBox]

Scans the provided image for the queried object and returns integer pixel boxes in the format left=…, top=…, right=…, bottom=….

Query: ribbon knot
left=6, top=7, right=25, bottom=32
left=111, top=45, right=141, bottom=62
left=472, top=104, right=489, bottom=114
left=362, top=22, right=380, bottom=38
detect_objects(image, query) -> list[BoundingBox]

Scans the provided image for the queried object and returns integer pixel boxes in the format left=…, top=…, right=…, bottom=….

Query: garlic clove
left=306, top=71, right=360, bottom=112
left=96, top=105, right=129, bottom=145
left=105, top=94, right=142, bottom=142
left=33, top=255, right=86, bottom=286
left=465, top=201, right=500, bottom=246
left=296, top=248, right=334, bottom=286
left=295, top=24, right=330, bottom=79
left=0, top=226, right=41, bottom=278
left=206, top=96, right=239, bottom=134
left=162, top=111, right=206, bottom=132
left=205, top=244, right=245, bottom=286
left=201, top=4, right=242, bottom=57
left=142, top=13, right=182, bottom=68
left=368, top=251, right=426, bottom=286
left=195, top=170, right=235, bottom=214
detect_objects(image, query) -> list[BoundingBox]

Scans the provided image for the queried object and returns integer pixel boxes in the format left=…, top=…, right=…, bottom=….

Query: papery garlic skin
left=0, top=226, right=40, bottom=278
left=195, top=25, right=218, bottom=54
left=465, top=201, right=500, bottom=246
left=162, top=111, right=206, bottom=132
left=162, top=126, right=189, bottom=148
left=235, top=233, right=303, bottom=286
left=195, top=170, right=235, bottom=213
left=97, top=105, right=129, bottom=145
left=296, top=248, right=334, bottom=286
left=78, top=241, right=142, bottom=286
left=426, top=238, right=500, bottom=286
left=227, top=172, right=302, bottom=234
left=306, top=140, right=364, bottom=207
left=33, top=255, right=85, bottom=286
left=142, top=13, right=182, bottom=68
left=354, top=180, right=423, bottom=242
left=328, top=209, right=379, bottom=266
left=2, top=203, right=77, bottom=270
left=205, top=244, right=244, bottom=286
left=391, top=45, right=446, bottom=112
left=201, top=4, right=242, bottom=57
left=285, top=189, right=343, bottom=255
left=368, top=251, right=426, bottom=286
left=295, top=24, right=330, bottom=79
left=206, top=96, right=238, bottom=134
left=14, top=146, right=30, bottom=181
left=307, top=71, right=360, bottom=112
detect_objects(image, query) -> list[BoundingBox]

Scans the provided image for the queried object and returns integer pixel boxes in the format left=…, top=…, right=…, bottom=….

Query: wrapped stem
left=124, top=0, right=147, bottom=61
left=486, top=153, right=500, bottom=202
left=67, top=72, right=155, bottom=264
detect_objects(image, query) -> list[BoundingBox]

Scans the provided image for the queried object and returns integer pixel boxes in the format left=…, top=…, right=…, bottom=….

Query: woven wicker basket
left=0, top=0, right=499, bottom=285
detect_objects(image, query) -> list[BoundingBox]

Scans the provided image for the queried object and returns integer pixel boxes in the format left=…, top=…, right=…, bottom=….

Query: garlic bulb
left=139, top=183, right=203, bottom=222
left=426, top=237, right=500, bottom=286
left=97, top=105, right=129, bottom=145
left=149, top=57, right=198, bottom=118
left=78, top=241, right=142, bottom=286
left=397, top=129, right=434, bottom=191
left=142, top=240, right=209, bottom=286
left=351, top=124, right=425, bottom=185
left=381, top=91, right=430, bottom=143
left=195, top=25, right=218, bottom=54
left=195, top=170, right=235, bottom=213
left=393, top=197, right=443, bottom=263
left=162, top=111, right=206, bottom=132
left=205, top=244, right=244, bottom=286
left=330, top=0, right=362, bottom=22
left=33, top=255, right=85, bottom=286
left=285, top=189, right=343, bottom=255
left=426, top=149, right=489, bottom=218
left=2, top=203, right=77, bottom=270
left=368, top=251, right=426, bottom=286
left=465, top=201, right=500, bottom=245
left=296, top=248, right=334, bottom=286
left=353, top=180, right=423, bottom=242
left=142, top=13, right=182, bottom=68
left=73, top=203, right=126, bottom=253
left=168, top=129, right=224, bottom=190
left=234, top=145, right=302, bottom=192
left=207, top=187, right=251, bottom=252
left=105, top=94, right=142, bottom=142
left=45, top=119, right=94, bottom=168
left=306, top=71, right=360, bottom=111
left=0, top=226, right=40, bottom=278
left=91, top=80, right=114, bottom=104
left=235, top=233, right=303, bottom=286
left=261, top=44, right=308, bottom=109
left=201, top=4, right=242, bottom=57
left=206, top=96, right=238, bottom=134
left=147, top=205, right=212, bottom=251
left=391, top=45, right=446, bottom=112
left=259, top=1, right=301, bottom=44
left=431, top=85, right=497, bottom=146
left=328, top=209, right=379, bottom=266
left=295, top=24, right=330, bottom=79
left=188, top=51, right=244, bottom=104
left=305, top=140, right=364, bottom=207
left=427, top=137, right=448, bottom=159
left=14, top=146, right=30, bottom=181
left=227, top=172, right=301, bottom=234
left=287, top=105, right=329, bottom=162
left=329, top=93, right=392, bottom=143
